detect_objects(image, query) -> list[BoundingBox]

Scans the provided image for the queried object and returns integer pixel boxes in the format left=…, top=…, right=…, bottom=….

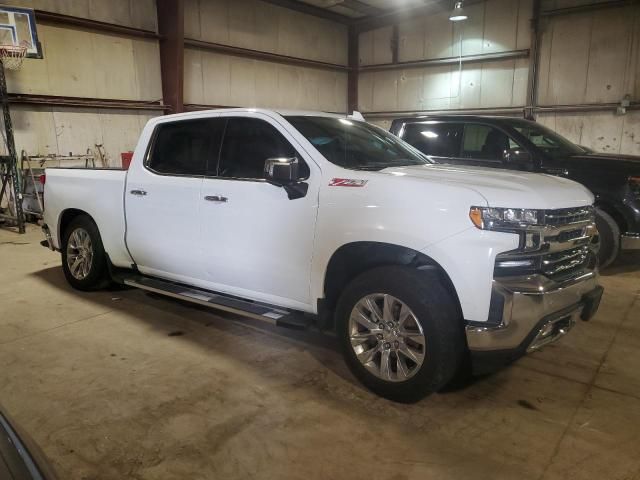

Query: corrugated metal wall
left=3, top=0, right=160, bottom=166
left=536, top=2, right=640, bottom=156
left=363, top=0, right=640, bottom=156
left=360, top=0, right=532, bottom=114
left=183, top=0, right=348, bottom=112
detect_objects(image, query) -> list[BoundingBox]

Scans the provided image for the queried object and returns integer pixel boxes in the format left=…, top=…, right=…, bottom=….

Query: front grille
left=494, top=206, right=597, bottom=280
left=543, top=206, right=594, bottom=226
left=541, top=245, right=591, bottom=278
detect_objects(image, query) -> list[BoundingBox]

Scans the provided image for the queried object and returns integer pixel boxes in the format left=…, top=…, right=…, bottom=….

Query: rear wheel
left=595, top=208, right=620, bottom=269
left=336, top=266, right=465, bottom=403
left=61, top=215, right=110, bottom=291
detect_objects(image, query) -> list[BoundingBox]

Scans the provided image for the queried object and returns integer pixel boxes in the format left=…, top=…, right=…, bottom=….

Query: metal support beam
left=35, top=10, right=160, bottom=39
left=362, top=106, right=527, bottom=119
left=391, top=24, right=399, bottom=64
left=184, top=39, right=349, bottom=72
left=525, top=0, right=542, bottom=120
left=359, top=49, right=530, bottom=72
left=156, top=0, right=184, bottom=114
left=353, top=0, right=485, bottom=33
left=8, top=94, right=167, bottom=111
left=259, top=0, right=351, bottom=24
left=540, top=0, right=640, bottom=17
left=348, top=25, right=359, bottom=114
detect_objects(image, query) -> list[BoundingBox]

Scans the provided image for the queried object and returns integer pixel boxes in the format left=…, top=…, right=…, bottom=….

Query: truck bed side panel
left=43, top=168, right=133, bottom=267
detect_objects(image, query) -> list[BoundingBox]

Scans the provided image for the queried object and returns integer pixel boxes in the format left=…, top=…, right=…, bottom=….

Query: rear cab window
left=147, top=118, right=225, bottom=176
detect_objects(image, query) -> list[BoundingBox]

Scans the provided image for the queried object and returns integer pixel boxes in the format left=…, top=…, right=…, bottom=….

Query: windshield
left=285, top=116, right=432, bottom=170
left=511, top=121, right=585, bottom=159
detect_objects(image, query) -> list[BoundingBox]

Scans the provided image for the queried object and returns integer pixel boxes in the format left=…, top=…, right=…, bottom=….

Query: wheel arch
left=320, top=241, right=463, bottom=330
left=594, top=200, right=627, bottom=233
left=58, top=208, right=93, bottom=246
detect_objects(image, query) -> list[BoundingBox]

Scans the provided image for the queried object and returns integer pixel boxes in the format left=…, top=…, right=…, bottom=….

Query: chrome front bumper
left=466, top=270, right=602, bottom=356
left=622, top=233, right=640, bottom=250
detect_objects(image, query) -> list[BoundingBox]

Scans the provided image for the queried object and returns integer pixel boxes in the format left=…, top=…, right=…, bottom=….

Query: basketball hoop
left=0, top=43, right=28, bottom=70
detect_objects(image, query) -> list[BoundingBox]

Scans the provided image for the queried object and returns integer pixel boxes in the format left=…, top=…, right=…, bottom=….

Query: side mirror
left=264, top=157, right=299, bottom=185
left=504, top=148, right=533, bottom=170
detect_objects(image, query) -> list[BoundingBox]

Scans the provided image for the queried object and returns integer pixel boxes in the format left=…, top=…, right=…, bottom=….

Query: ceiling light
left=421, top=131, right=439, bottom=138
left=449, top=1, right=468, bottom=22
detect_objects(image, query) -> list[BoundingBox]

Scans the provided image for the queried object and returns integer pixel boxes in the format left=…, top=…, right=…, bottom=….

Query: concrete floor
left=1, top=225, right=639, bottom=480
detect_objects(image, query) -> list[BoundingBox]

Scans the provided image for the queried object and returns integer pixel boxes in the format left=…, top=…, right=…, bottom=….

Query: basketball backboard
left=0, top=5, right=42, bottom=59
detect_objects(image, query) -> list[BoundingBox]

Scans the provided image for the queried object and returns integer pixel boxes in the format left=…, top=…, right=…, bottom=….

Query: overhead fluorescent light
left=449, top=1, right=468, bottom=22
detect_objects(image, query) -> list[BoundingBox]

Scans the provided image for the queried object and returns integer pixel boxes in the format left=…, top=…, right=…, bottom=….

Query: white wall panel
left=186, top=0, right=348, bottom=65
left=537, top=111, right=640, bottom=156
left=6, top=25, right=162, bottom=101
left=2, top=0, right=157, bottom=30
left=538, top=5, right=639, bottom=105
left=359, top=59, right=527, bottom=112
left=3, top=106, right=157, bottom=166
left=184, top=49, right=347, bottom=112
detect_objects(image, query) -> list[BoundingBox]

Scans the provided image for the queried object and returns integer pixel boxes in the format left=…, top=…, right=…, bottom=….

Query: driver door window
left=462, top=124, right=519, bottom=162
left=215, top=118, right=308, bottom=179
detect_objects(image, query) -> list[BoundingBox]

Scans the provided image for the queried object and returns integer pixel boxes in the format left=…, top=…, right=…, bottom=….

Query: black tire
left=61, top=214, right=110, bottom=291
left=595, top=208, right=620, bottom=269
left=336, top=265, right=465, bottom=403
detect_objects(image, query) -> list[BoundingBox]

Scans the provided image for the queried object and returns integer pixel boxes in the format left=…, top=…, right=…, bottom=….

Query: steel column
left=348, top=25, right=359, bottom=114
left=156, top=0, right=185, bottom=114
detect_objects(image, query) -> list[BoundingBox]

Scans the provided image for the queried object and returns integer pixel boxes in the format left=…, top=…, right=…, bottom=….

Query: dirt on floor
left=1, top=224, right=639, bottom=480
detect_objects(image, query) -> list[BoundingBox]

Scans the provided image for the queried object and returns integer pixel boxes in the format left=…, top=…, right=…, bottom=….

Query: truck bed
left=43, top=168, right=133, bottom=267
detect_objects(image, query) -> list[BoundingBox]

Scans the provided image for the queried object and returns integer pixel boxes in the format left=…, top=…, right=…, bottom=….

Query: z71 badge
left=329, top=178, right=368, bottom=187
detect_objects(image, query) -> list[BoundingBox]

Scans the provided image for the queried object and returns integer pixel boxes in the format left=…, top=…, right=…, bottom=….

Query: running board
left=120, top=274, right=309, bottom=330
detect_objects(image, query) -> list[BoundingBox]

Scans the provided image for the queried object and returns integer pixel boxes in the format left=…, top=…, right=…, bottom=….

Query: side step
left=120, top=274, right=309, bottom=330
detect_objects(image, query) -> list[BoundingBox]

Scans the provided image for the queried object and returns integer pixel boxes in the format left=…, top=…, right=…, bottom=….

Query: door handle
left=130, top=189, right=147, bottom=196
left=204, top=195, right=228, bottom=203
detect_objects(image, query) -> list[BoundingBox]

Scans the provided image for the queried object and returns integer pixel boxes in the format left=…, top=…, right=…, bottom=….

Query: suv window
left=401, top=122, right=463, bottom=157
left=462, top=124, right=519, bottom=161
left=148, top=118, right=224, bottom=176
left=217, top=117, right=308, bottom=179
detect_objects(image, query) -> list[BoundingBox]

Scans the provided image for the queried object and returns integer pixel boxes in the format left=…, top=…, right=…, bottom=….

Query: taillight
left=39, top=174, right=46, bottom=185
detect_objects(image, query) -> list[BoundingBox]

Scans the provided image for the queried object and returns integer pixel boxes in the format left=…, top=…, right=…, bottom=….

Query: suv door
left=125, top=117, right=225, bottom=281
left=199, top=114, right=319, bottom=309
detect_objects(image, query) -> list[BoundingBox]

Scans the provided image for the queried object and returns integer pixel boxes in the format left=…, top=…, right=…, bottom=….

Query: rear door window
left=401, top=122, right=463, bottom=158
left=148, top=118, right=225, bottom=176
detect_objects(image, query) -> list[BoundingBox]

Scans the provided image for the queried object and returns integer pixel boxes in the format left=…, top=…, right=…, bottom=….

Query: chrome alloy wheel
left=349, top=294, right=426, bottom=382
left=66, top=227, right=94, bottom=280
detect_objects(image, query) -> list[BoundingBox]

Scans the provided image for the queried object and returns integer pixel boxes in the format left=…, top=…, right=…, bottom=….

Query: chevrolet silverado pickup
left=41, top=109, right=603, bottom=402
left=390, top=115, right=640, bottom=268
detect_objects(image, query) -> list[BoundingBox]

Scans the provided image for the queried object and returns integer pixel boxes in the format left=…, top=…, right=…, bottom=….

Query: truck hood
left=380, top=164, right=593, bottom=209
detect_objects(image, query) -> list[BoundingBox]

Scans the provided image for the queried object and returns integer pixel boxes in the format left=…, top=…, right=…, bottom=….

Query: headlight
left=469, top=206, right=542, bottom=230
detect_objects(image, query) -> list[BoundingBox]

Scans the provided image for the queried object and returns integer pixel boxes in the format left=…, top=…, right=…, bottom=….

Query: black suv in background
left=390, top=116, right=640, bottom=267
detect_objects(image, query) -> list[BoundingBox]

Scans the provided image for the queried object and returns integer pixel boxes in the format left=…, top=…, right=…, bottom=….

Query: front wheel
left=336, top=266, right=465, bottom=403
left=61, top=215, right=110, bottom=291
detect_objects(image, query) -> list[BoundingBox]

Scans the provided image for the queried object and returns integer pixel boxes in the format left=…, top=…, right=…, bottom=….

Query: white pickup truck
left=42, top=109, right=603, bottom=402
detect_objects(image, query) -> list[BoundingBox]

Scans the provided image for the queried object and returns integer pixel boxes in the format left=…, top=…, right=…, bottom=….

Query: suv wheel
left=336, top=266, right=465, bottom=403
left=595, top=208, right=620, bottom=269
